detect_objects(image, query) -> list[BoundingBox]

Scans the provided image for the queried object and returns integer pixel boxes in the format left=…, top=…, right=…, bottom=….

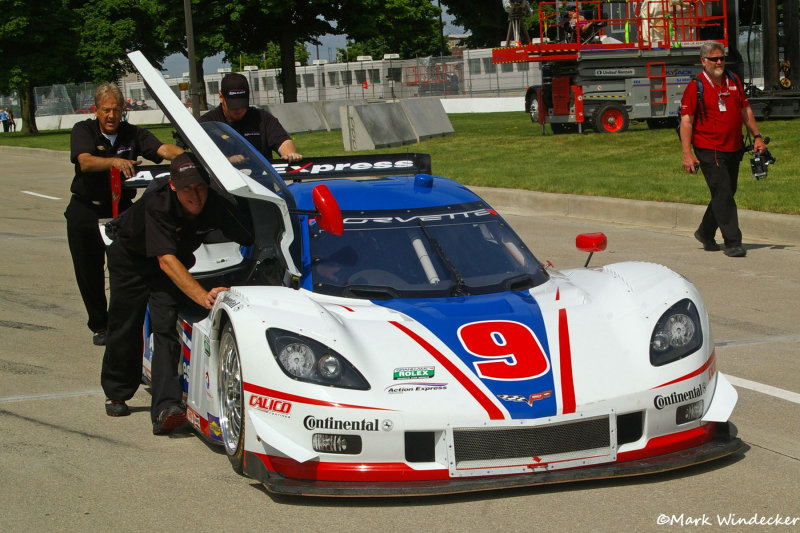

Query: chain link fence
left=3, top=49, right=541, bottom=119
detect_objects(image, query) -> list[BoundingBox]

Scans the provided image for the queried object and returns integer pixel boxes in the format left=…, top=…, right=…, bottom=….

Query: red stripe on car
left=652, top=351, right=716, bottom=389
left=617, top=422, right=716, bottom=463
left=252, top=452, right=450, bottom=482
left=243, top=382, right=393, bottom=411
left=390, top=321, right=505, bottom=420
left=558, top=306, right=576, bottom=414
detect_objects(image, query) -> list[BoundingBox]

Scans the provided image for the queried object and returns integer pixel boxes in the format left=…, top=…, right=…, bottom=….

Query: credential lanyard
left=702, top=71, right=729, bottom=112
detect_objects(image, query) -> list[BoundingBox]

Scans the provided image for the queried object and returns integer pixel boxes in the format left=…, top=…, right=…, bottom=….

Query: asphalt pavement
left=1, top=146, right=798, bottom=532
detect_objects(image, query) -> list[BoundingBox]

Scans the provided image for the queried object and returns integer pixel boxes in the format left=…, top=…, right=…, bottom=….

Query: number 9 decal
left=458, top=320, right=550, bottom=381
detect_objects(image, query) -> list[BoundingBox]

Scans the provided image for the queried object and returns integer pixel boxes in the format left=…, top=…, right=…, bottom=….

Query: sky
left=161, top=5, right=464, bottom=77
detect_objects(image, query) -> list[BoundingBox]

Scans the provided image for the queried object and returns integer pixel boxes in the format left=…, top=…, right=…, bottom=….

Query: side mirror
left=312, top=184, right=343, bottom=236
left=576, top=232, right=607, bottom=252
left=575, top=232, right=607, bottom=267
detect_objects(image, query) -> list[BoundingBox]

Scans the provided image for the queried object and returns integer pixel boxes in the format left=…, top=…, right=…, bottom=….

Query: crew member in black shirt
left=66, top=82, right=183, bottom=346
left=101, top=152, right=253, bottom=434
left=199, top=72, right=303, bottom=162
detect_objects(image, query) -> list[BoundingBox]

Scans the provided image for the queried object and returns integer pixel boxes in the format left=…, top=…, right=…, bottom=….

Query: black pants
left=65, top=196, right=111, bottom=333
left=695, top=148, right=743, bottom=247
left=101, top=242, right=185, bottom=422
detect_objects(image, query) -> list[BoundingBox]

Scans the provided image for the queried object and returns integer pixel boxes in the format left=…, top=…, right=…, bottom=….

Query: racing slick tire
left=594, top=104, right=629, bottom=133
left=218, top=321, right=246, bottom=474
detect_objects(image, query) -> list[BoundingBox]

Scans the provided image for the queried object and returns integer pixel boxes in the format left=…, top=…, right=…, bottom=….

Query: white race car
left=128, top=51, right=742, bottom=496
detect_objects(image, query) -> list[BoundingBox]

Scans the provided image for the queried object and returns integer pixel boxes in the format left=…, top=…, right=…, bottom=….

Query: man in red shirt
left=679, top=41, right=766, bottom=258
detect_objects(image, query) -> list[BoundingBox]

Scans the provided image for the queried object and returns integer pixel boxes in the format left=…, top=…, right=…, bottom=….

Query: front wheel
left=218, top=322, right=245, bottom=474
left=594, top=104, right=629, bottom=133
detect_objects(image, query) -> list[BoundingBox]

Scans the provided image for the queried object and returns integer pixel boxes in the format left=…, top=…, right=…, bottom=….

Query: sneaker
left=92, top=331, right=106, bottom=346
left=694, top=230, right=720, bottom=252
left=105, top=399, right=130, bottom=417
left=724, top=245, right=747, bottom=257
left=152, top=404, right=187, bottom=435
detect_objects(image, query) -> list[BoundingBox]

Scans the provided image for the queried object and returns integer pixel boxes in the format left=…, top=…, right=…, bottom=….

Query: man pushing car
left=101, top=152, right=253, bottom=434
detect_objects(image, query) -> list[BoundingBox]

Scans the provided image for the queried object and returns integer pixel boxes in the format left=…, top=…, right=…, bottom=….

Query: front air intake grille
left=453, top=416, right=610, bottom=463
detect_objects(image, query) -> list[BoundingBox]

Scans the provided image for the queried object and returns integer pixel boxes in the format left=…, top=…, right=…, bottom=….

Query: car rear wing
left=269, top=153, right=431, bottom=181
left=108, top=152, right=432, bottom=214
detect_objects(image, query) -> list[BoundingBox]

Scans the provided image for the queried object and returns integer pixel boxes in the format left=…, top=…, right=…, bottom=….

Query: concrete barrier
left=265, top=102, right=328, bottom=133
left=440, top=97, right=524, bottom=114
left=34, top=115, right=62, bottom=130
left=315, top=100, right=367, bottom=130
left=340, top=102, right=417, bottom=151
left=59, top=114, right=89, bottom=130
left=399, top=97, right=454, bottom=141
left=126, top=109, right=167, bottom=125
left=27, top=96, right=525, bottom=136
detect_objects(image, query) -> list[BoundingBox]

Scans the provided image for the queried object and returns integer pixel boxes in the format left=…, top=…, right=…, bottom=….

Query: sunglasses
left=704, top=56, right=725, bottom=62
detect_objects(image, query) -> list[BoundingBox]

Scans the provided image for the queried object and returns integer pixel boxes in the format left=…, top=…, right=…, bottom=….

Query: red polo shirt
left=680, top=72, right=749, bottom=152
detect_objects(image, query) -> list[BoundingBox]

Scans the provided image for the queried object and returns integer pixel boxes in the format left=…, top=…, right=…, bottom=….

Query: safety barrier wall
left=21, top=97, right=518, bottom=134
left=340, top=97, right=454, bottom=151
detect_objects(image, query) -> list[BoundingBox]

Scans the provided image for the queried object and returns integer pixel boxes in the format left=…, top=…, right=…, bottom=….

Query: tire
left=525, top=88, right=539, bottom=124
left=594, top=104, right=629, bottom=133
left=218, top=322, right=245, bottom=474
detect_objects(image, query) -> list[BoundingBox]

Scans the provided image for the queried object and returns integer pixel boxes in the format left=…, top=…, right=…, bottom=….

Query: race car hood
left=127, top=51, right=301, bottom=275
left=227, top=260, right=709, bottom=422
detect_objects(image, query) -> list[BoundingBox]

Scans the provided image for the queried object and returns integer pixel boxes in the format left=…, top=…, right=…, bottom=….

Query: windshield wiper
left=418, top=220, right=467, bottom=296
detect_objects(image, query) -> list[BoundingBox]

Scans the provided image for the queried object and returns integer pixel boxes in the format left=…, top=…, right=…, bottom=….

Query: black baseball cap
left=221, top=72, right=250, bottom=110
left=170, top=153, right=209, bottom=189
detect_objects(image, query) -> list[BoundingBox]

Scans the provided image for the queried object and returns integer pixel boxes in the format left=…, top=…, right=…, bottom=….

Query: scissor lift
left=492, top=0, right=729, bottom=133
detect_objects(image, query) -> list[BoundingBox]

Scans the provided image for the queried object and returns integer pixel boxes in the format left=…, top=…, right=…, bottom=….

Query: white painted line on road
left=21, top=190, right=61, bottom=200
left=716, top=333, right=800, bottom=347
left=0, top=390, right=104, bottom=404
left=727, top=375, right=800, bottom=405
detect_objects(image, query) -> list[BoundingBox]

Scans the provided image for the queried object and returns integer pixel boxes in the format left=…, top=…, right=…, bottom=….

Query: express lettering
left=274, top=160, right=414, bottom=175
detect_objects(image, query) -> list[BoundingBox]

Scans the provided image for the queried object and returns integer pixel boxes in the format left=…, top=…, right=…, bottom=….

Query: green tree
left=223, top=0, right=348, bottom=103
left=232, top=43, right=310, bottom=71
left=441, top=0, right=509, bottom=48
left=0, top=0, right=80, bottom=133
left=0, top=0, right=175, bottom=133
left=150, top=0, right=231, bottom=111
left=73, top=0, right=172, bottom=83
left=338, top=0, right=444, bottom=59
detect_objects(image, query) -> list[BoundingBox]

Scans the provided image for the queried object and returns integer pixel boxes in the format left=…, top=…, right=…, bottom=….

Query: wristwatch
left=753, top=133, right=763, bottom=139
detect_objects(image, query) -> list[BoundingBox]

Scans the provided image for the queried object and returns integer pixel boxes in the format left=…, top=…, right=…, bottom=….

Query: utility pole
left=183, top=0, right=201, bottom=118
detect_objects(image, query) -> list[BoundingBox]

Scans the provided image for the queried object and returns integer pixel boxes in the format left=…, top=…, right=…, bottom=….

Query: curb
left=473, top=186, right=800, bottom=247
left=0, top=145, right=68, bottom=161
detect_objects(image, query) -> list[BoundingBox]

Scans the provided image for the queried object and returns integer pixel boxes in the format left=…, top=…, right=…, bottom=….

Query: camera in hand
left=746, top=137, right=776, bottom=180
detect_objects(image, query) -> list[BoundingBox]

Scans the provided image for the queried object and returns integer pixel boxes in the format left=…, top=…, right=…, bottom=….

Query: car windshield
left=309, top=201, right=548, bottom=299
left=199, top=121, right=293, bottom=202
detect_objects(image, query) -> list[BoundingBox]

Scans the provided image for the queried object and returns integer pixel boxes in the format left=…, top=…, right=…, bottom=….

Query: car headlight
left=266, top=329, right=370, bottom=390
left=649, top=299, right=703, bottom=366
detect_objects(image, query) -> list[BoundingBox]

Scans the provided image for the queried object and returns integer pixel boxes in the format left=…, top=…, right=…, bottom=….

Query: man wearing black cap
left=200, top=72, right=303, bottom=162
left=101, top=153, right=253, bottom=434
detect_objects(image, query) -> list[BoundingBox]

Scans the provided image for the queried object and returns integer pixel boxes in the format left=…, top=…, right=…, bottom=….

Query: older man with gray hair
left=679, top=41, right=765, bottom=258
left=66, top=82, right=183, bottom=346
